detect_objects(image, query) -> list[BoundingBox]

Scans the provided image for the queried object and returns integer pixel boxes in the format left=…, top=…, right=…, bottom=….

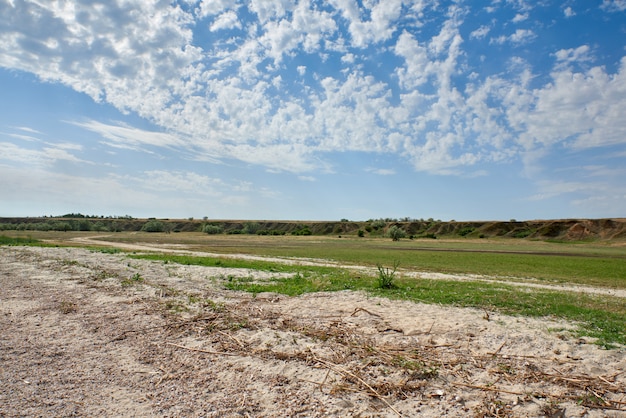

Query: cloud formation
left=1, top=0, right=625, bottom=181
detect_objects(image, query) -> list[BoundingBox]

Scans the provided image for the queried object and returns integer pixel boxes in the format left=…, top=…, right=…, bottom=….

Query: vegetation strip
left=130, top=252, right=625, bottom=348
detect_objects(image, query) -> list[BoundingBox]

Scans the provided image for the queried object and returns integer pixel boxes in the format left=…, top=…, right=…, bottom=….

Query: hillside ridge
left=2, top=217, right=625, bottom=241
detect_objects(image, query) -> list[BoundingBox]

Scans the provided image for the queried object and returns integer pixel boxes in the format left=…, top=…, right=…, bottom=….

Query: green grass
left=128, top=253, right=340, bottom=275
left=127, top=243, right=626, bottom=289
left=0, top=235, right=41, bottom=245
left=213, top=241, right=625, bottom=289
left=224, top=271, right=367, bottom=296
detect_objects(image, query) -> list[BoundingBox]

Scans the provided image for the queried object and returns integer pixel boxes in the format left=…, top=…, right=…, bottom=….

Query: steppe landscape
left=1, top=221, right=625, bottom=417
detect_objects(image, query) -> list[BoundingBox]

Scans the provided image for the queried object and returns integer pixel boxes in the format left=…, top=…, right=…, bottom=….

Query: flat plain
left=1, top=231, right=624, bottom=417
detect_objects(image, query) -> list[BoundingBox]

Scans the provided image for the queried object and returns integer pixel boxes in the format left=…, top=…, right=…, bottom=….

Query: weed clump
left=377, top=261, right=399, bottom=289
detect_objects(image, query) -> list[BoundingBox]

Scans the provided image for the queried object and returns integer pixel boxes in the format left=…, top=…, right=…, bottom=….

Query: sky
left=1, top=0, right=625, bottom=221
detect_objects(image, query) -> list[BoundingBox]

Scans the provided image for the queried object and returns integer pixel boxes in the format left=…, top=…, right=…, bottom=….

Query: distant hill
left=2, top=217, right=625, bottom=241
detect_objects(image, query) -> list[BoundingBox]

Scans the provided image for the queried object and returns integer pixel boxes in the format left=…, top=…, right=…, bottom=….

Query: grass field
left=3, top=231, right=625, bottom=347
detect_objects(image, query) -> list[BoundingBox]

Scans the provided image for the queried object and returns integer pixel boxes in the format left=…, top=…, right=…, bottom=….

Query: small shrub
left=376, top=261, right=399, bottom=289
left=357, top=229, right=365, bottom=237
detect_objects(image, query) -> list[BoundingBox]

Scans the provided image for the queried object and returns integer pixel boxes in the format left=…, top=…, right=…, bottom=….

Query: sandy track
left=1, top=245, right=624, bottom=417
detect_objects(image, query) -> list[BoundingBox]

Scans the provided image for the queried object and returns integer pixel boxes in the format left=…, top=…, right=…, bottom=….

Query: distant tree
left=371, top=219, right=386, bottom=230
left=386, top=225, right=406, bottom=241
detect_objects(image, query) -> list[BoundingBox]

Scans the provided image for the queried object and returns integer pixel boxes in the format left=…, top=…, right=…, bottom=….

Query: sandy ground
left=1, top=245, right=625, bottom=417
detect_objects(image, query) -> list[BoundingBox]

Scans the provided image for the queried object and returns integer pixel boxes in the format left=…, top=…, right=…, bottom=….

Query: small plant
left=121, top=272, right=144, bottom=287
left=376, top=261, right=399, bottom=289
left=59, top=300, right=78, bottom=314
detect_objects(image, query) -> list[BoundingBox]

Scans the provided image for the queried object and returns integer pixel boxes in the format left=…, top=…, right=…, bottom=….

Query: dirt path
left=1, top=246, right=624, bottom=417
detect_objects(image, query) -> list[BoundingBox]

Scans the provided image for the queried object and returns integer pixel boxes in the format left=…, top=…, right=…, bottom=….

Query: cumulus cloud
left=0, top=0, right=624, bottom=184
left=210, top=11, right=241, bottom=31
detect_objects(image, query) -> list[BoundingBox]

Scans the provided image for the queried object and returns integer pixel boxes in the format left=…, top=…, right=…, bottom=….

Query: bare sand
left=1, top=245, right=624, bottom=417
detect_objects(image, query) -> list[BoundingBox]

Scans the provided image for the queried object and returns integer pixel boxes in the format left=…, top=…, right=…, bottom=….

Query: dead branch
left=166, top=342, right=238, bottom=356
left=313, top=355, right=403, bottom=417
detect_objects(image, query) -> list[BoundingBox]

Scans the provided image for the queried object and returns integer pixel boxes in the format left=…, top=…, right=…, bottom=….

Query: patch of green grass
left=372, top=278, right=625, bottom=348
left=128, top=253, right=339, bottom=275
left=225, top=271, right=367, bottom=296
left=0, top=235, right=40, bottom=245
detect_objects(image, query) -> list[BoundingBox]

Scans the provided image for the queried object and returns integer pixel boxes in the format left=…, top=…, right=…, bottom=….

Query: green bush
left=203, top=224, right=224, bottom=234
left=386, top=225, right=406, bottom=241
left=458, top=227, right=475, bottom=237
left=243, top=222, right=261, bottom=234
left=371, top=219, right=386, bottom=230
left=141, top=220, right=165, bottom=232
left=292, top=226, right=312, bottom=236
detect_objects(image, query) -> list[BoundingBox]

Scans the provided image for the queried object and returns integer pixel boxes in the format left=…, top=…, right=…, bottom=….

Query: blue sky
left=1, top=0, right=625, bottom=221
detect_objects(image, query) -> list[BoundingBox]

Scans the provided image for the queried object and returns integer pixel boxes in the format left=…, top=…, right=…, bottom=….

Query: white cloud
left=563, top=7, right=576, bottom=17
left=14, top=126, right=42, bottom=135
left=3, top=132, right=39, bottom=142
left=0, top=142, right=88, bottom=166
left=511, top=57, right=626, bottom=154
left=601, top=0, right=626, bottom=12
left=70, top=120, right=188, bottom=152
left=491, top=29, right=536, bottom=45
left=554, top=45, right=592, bottom=67
left=197, top=0, right=239, bottom=18
left=512, top=13, right=528, bottom=22
left=210, top=11, right=241, bottom=31
left=470, top=25, right=490, bottom=40
left=329, top=0, right=402, bottom=47
left=366, top=167, right=395, bottom=175
left=1, top=0, right=624, bottom=185
left=512, top=29, right=536, bottom=45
